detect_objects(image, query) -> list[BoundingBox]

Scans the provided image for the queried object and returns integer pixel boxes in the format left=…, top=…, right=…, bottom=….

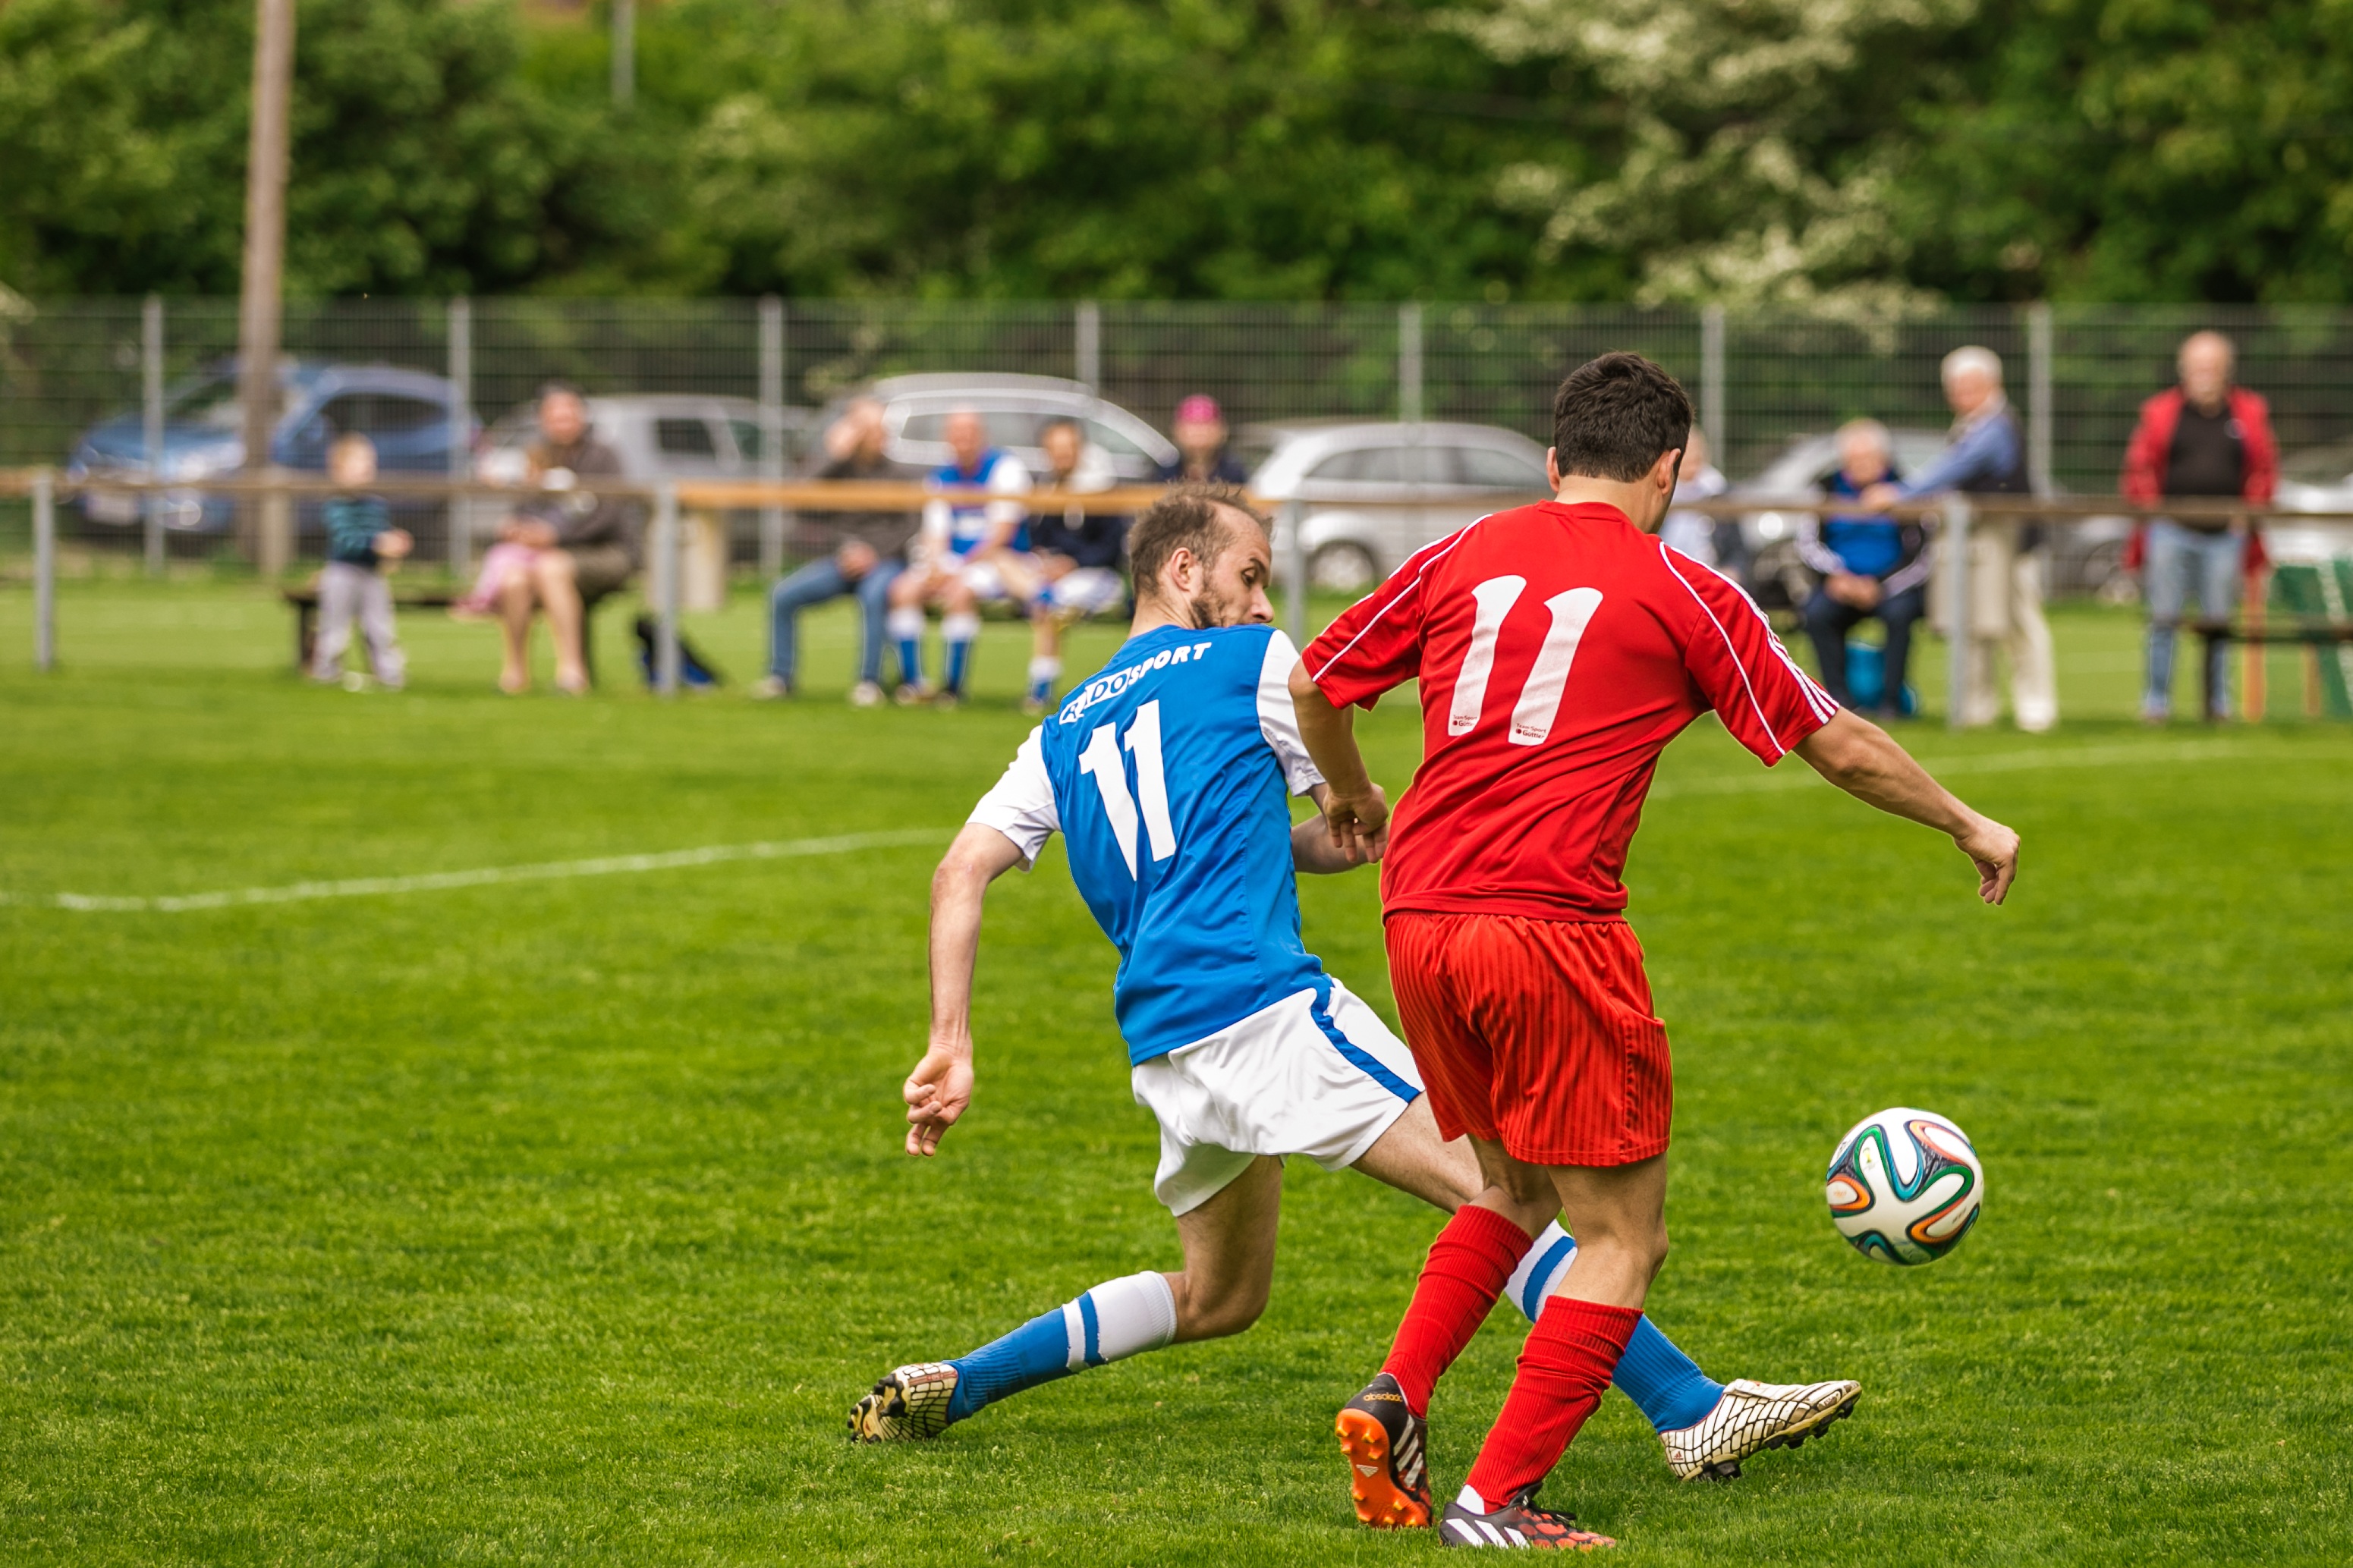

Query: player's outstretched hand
left=903, top=1044, right=974, bottom=1157
left=1955, top=816, right=2021, bottom=905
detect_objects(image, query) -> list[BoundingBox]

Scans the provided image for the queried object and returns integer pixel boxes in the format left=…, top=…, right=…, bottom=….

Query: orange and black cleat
left=1335, top=1372, right=1432, bottom=1529
left=1438, top=1483, right=1615, bottom=1551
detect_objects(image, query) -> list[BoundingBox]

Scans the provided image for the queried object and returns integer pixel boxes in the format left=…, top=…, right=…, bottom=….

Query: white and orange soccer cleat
left=1659, top=1378, right=1862, bottom=1481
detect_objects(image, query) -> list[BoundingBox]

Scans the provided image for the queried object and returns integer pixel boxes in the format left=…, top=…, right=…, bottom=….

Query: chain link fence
left=9, top=297, right=2353, bottom=567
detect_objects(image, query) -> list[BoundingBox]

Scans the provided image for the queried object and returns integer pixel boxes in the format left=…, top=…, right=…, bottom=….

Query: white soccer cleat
left=1659, top=1378, right=1861, bottom=1481
left=847, top=1362, right=960, bottom=1441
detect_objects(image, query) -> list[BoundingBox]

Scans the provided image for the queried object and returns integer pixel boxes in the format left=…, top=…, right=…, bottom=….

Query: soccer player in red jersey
left=1290, top=353, right=2022, bottom=1550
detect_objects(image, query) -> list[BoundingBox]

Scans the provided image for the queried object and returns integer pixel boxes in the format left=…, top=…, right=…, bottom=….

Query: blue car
left=68, top=360, right=480, bottom=534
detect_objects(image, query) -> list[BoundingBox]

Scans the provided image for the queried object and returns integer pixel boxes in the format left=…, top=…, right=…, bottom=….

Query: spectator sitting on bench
left=452, top=448, right=558, bottom=621
left=752, top=397, right=911, bottom=707
left=487, top=385, right=642, bottom=696
left=1022, top=416, right=1128, bottom=713
left=886, top=408, right=1033, bottom=706
left=1798, top=419, right=1932, bottom=718
left=313, top=432, right=411, bottom=690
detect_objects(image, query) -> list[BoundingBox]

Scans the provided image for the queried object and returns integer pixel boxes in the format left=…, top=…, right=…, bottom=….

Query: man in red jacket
left=2120, top=332, right=2276, bottom=721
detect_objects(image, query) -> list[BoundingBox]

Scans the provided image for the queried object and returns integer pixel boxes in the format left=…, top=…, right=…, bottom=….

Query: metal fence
left=10, top=297, right=2353, bottom=563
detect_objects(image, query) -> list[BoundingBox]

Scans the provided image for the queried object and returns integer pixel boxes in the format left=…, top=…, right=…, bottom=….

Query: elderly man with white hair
left=1863, top=345, right=2055, bottom=732
left=2120, top=331, right=2276, bottom=722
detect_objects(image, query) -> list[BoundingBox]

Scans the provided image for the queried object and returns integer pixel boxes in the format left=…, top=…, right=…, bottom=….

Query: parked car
left=476, top=393, right=815, bottom=484
left=66, top=360, right=477, bottom=533
left=1729, top=429, right=2132, bottom=608
left=2265, top=438, right=2353, bottom=568
left=816, top=373, right=1177, bottom=482
left=1244, top=420, right=1552, bottom=592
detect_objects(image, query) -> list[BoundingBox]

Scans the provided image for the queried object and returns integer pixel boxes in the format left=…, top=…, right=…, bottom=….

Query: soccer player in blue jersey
left=850, top=485, right=1858, bottom=1510
left=886, top=407, right=1037, bottom=705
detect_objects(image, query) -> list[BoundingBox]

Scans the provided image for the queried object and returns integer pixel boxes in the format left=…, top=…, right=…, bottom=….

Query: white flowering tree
left=1449, top=0, right=1976, bottom=308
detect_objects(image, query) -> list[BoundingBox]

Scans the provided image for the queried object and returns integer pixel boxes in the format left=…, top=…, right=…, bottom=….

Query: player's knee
left=1173, top=1274, right=1269, bottom=1341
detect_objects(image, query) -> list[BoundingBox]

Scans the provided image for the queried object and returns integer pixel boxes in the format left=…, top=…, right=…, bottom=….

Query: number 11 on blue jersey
left=1077, top=699, right=1178, bottom=877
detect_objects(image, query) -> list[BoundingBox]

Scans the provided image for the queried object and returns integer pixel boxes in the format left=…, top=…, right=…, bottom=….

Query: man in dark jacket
left=2120, top=331, right=2276, bottom=721
left=495, top=385, right=642, bottom=695
left=753, top=397, right=913, bottom=705
left=1022, top=416, right=1130, bottom=712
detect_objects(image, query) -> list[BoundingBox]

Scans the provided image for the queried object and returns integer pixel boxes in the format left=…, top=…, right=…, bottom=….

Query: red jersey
left=1304, top=501, right=1836, bottom=922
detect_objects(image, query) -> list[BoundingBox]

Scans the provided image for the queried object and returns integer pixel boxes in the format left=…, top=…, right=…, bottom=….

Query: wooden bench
left=283, top=583, right=619, bottom=683
left=2186, top=616, right=2353, bottom=718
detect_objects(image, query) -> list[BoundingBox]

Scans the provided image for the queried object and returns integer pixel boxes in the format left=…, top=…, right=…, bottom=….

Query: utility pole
left=236, top=0, right=294, bottom=572
left=612, top=0, right=635, bottom=106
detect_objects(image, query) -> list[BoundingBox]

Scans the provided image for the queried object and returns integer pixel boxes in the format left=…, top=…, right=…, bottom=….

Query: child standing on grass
left=313, top=433, right=412, bottom=690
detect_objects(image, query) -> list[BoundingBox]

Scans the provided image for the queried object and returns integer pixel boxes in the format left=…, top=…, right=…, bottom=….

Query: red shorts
left=1384, top=912, right=1672, bottom=1167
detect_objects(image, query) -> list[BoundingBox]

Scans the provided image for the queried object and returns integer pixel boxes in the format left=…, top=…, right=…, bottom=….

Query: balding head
left=2178, top=332, right=2235, bottom=411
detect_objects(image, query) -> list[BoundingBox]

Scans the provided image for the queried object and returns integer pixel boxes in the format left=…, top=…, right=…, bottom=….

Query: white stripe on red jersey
left=1304, top=501, right=1837, bottom=922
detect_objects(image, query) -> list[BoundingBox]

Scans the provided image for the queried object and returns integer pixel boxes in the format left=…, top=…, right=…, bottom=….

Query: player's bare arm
left=905, top=822, right=1027, bottom=1156
left=1291, top=782, right=1389, bottom=873
left=1287, top=666, right=1388, bottom=853
left=1795, top=709, right=2021, bottom=904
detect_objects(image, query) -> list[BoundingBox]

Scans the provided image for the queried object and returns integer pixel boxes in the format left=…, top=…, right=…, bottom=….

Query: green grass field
left=2, top=577, right=2348, bottom=1564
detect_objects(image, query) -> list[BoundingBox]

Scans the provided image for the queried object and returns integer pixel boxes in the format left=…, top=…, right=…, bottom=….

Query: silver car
left=1244, top=420, right=1552, bottom=592
left=826, top=373, right=1178, bottom=481
left=478, top=394, right=814, bottom=483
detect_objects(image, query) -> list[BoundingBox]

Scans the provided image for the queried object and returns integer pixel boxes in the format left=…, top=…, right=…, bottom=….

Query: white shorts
left=958, top=554, right=1041, bottom=602
left=1044, top=566, right=1125, bottom=616
left=1128, top=979, right=1423, bottom=1217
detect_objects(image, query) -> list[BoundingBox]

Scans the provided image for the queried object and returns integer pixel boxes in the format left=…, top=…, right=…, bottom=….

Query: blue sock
left=942, top=612, right=980, bottom=694
left=1507, top=1221, right=1722, bottom=1433
left=896, top=639, right=923, bottom=688
left=1613, top=1313, right=1725, bottom=1433
left=944, top=1271, right=1178, bottom=1424
left=945, top=1308, right=1074, bottom=1421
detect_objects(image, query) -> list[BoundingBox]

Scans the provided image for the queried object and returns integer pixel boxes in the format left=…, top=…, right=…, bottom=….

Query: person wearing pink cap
left=1157, top=395, right=1252, bottom=485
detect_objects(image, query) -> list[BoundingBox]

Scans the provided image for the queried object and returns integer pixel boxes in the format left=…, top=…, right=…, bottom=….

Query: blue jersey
left=926, top=449, right=1032, bottom=555
left=969, top=623, right=1328, bottom=1064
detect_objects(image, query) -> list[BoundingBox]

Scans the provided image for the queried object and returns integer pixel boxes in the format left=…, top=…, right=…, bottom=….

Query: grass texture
left=1, top=579, right=2348, bottom=1564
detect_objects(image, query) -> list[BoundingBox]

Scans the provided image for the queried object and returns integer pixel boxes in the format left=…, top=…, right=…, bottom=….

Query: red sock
left=1462, top=1296, right=1642, bottom=1513
left=1381, top=1203, right=1532, bottom=1416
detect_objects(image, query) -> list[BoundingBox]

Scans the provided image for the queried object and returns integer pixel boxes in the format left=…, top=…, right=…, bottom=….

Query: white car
left=477, top=393, right=814, bottom=484
left=825, top=373, right=1178, bottom=482
left=1244, top=420, right=1552, bottom=592
left=2270, top=439, right=2353, bottom=567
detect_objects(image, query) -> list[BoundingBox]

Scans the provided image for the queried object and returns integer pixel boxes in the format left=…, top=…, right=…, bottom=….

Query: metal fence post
left=1284, top=497, right=1308, bottom=649
left=2027, top=302, right=2054, bottom=496
left=654, top=479, right=681, bottom=697
left=758, top=295, right=787, bottom=582
left=142, top=294, right=165, bottom=577
left=448, top=295, right=472, bottom=578
left=1076, top=300, right=1101, bottom=392
left=33, top=468, right=56, bottom=671
left=1398, top=303, right=1423, bottom=423
left=1944, top=495, right=1973, bottom=731
left=1700, top=304, right=1726, bottom=456
left=612, top=0, right=634, bottom=105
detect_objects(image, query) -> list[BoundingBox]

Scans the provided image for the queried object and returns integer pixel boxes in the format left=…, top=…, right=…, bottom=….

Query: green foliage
left=5, top=0, right=2353, bottom=300
left=1, top=583, right=2349, bottom=1562
left=1897, top=0, right=2353, bottom=302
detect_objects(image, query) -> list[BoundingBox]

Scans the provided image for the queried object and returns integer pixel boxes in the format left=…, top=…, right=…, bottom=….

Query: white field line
left=0, top=828, right=948, bottom=914
left=0, top=738, right=2328, bottom=913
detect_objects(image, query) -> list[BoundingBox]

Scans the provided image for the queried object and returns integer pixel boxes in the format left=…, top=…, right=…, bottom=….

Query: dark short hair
left=1551, top=352, right=1693, bottom=482
left=537, top=381, right=585, bottom=406
left=1038, top=415, right=1083, bottom=440
left=1130, top=482, right=1269, bottom=595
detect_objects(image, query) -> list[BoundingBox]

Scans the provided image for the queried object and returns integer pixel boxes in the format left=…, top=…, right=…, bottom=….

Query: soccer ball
left=1824, top=1108, right=1983, bottom=1265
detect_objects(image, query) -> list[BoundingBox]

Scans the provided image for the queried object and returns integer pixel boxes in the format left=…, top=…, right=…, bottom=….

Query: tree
left=1442, top=0, right=1979, bottom=307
